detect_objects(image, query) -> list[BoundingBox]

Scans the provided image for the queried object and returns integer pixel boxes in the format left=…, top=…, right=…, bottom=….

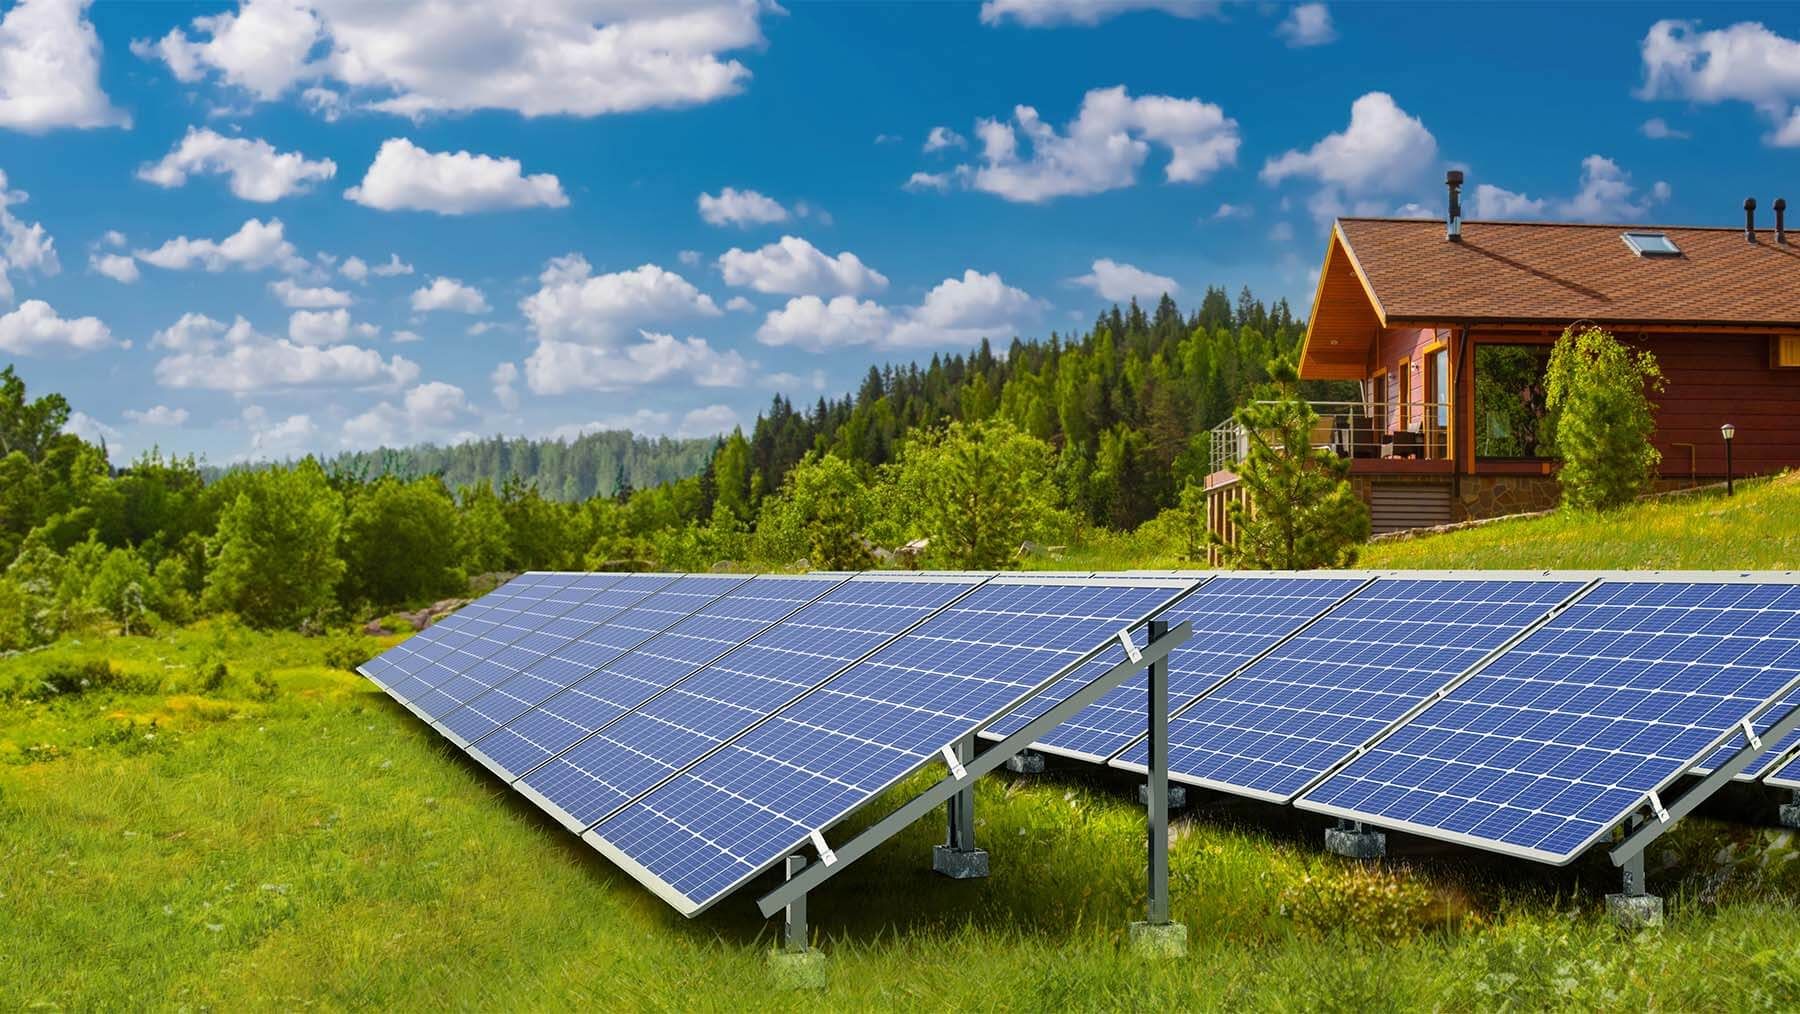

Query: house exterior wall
left=1639, top=332, right=1799, bottom=477
left=1368, top=326, right=1452, bottom=433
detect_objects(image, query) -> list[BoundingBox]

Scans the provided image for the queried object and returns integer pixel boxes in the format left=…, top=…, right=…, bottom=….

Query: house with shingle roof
left=1206, top=173, right=1800, bottom=540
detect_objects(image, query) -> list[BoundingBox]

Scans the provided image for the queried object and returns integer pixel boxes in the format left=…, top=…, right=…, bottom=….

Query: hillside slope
left=1360, top=473, right=1800, bottom=571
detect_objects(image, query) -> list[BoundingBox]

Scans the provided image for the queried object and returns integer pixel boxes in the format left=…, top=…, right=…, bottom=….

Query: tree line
left=0, top=285, right=1341, bottom=645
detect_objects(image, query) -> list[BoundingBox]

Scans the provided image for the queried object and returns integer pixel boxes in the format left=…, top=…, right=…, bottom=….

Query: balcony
left=1206, top=400, right=1452, bottom=486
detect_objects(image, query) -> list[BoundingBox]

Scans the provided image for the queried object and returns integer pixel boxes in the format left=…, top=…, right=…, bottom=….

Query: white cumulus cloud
left=271, top=278, right=352, bottom=308
left=717, top=236, right=888, bottom=297
left=0, top=0, right=130, bottom=132
left=153, top=313, right=416, bottom=391
left=697, top=186, right=789, bottom=227
left=138, top=127, right=336, bottom=201
left=410, top=276, right=489, bottom=314
left=941, top=85, right=1240, bottom=203
left=490, top=361, right=519, bottom=411
left=90, top=253, right=138, bottom=284
left=677, top=404, right=738, bottom=438
left=1071, top=258, right=1179, bottom=302
left=758, top=269, right=1038, bottom=351
left=0, top=299, right=115, bottom=354
left=520, top=255, right=720, bottom=344
left=1638, top=19, right=1800, bottom=146
left=136, top=1, right=768, bottom=119
left=979, top=1, right=1221, bottom=27
left=346, top=138, right=568, bottom=214
left=0, top=172, right=59, bottom=303
left=1261, top=91, right=1437, bottom=221
left=923, top=126, right=966, bottom=152
left=288, top=307, right=351, bottom=345
left=524, top=330, right=748, bottom=395
left=1276, top=3, right=1336, bottom=47
left=124, top=405, right=190, bottom=426
left=135, top=217, right=304, bottom=273
left=1472, top=156, right=1671, bottom=223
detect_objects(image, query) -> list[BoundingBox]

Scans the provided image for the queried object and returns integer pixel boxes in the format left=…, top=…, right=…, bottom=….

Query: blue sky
left=2, top=0, right=1799, bottom=464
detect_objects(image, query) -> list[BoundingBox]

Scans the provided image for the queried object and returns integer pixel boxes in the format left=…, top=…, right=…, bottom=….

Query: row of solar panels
left=360, top=568, right=1800, bottom=915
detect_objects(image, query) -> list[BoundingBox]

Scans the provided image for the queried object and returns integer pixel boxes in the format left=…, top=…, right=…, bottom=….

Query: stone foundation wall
left=1456, top=474, right=1562, bottom=520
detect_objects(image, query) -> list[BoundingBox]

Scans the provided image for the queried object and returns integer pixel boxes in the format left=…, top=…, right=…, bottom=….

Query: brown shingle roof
left=1336, top=217, right=1800, bottom=329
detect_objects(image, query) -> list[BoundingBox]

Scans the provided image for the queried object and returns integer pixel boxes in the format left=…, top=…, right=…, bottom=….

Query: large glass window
left=1474, top=344, right=1555, bottom=459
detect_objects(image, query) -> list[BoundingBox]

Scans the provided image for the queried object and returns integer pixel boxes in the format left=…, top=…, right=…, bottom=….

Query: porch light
left=1722, top=423, right=1736, bottom=496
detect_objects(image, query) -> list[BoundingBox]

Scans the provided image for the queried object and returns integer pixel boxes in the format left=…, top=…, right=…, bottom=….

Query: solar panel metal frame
left=581, top=572, right=1202, bottom=916
left=1293, top=570, right=1800, bottom=864
left=514, top=572, right=994, bottom=836
left=1106, top=570, right=1599, bottom=803
left=453, top=573, right=764, bottom=776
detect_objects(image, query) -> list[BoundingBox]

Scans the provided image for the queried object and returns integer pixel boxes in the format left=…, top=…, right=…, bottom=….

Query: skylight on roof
left=1622, top=231, right=1681, bottom=257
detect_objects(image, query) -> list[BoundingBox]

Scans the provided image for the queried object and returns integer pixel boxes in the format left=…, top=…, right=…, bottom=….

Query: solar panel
left=1764, top=745, right=1800, bottom=789
left=1297, top=578, right=1800, bottom=862
left=360, top=572, right=558, bottom=695
left=984, top=573, right=1369, bottom=762
left=516, top=573, right=988, bottom=833
left=1113, top=575, right=1589, bottom=802
left=462, top=574, right=823, bottom=778
left=403, top=572, right=676, bottom=725
left=585, top=575, right=1199, bottom=915
left=372, top=572, right=600, bottom=706
left=1692, top=687, right=1800, bottom=782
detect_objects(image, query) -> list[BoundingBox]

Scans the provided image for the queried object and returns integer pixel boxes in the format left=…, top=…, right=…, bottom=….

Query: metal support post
left=768, top=855, right=827, bottom=989
left=1780, top=789, right=1800, bottom=829
left=933, top=734, right=989, bottom=878
left=1606, top=815, right=1663, bottom=929
left=1129, top=619, right=1187, bottom=957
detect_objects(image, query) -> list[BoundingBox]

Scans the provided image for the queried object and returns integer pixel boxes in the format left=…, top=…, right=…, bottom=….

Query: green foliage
left=83, top=546, right=154, bottom=635
left=0, top=364, right=72, bottom=461
left=1216, top=356, right=1370, bottom=570
left=1278, top=865, right=1445, bottom=941
left=891, top=419, right=1065, bottom=569
left=321, top=633, right=377, bottom=672
left=757, top=452, right=877, bottom=570
left=1545, top=326, right=1665, bottom=511
left=203, top=461, right=346, bottom=629
left=339, top=477, right=465, bottom=607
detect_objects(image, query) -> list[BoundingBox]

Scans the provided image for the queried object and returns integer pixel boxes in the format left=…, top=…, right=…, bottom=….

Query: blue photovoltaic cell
left=525, top=575, right=984, bottom=831
left=1694, top=687, right=1800, bottom=782
left=589, top=576, right=1196, bottom=914
left=371, top=573, right=585, bottom=704
left=424, top=572, right=684, bottom=742
left=385, top=572, right=599, bottom=711
left=360, top=573, right=555, bottom=693
left=405, top=572, right=658, bottom=725
left=1114, top=577, right=1587, bottom=802
left=984, top=574, right=1369, bottom=761
left=464, top=574, right=777, bottom=777
left=1299, top=580, right=1800, bottom=862
left=1765, top=733, right=1800, bottom=788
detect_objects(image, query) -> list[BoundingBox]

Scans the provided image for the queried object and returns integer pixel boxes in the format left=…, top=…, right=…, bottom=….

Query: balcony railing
left=1208, top=400, right=1453, bottom=476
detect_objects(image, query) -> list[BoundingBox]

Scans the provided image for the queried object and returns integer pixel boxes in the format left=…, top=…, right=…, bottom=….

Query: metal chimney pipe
left=1446, top=170, right=1464, bottom=242
left=1745, top=197, right=1757, bottom=242
left=1777, top=198, right=1788, bottom=245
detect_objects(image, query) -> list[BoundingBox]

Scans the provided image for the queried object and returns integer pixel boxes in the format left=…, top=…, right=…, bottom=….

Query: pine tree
left=1215, top=356, right=1369, bottom=569
left=1545, top=326, right=1665, bottom=510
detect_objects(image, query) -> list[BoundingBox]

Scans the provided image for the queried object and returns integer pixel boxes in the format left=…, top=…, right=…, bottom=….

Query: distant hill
left=309, top=429, right=718, bottom=501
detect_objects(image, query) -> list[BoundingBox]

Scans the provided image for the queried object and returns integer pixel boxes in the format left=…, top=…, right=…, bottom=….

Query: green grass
left=7, top=617, right=1800, bottom=1009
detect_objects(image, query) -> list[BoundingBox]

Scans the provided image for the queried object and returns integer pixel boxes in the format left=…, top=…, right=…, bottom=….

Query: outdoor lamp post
left=1721, top=423, right=1736, bottom=496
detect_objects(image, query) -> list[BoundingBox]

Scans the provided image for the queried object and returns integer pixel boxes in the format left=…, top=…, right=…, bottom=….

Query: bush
left=1545, top=326, right=1665, bottom=511
left=322, top=633, right=377, bottom=672
left=1277, top=865, right=1443, bottom=941
left=10, top=659, right=161, bottom=702
left=203, top=460, right=346, bottom=629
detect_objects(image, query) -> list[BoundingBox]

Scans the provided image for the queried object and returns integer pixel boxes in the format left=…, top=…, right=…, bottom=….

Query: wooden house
left=1206, top=176, right=1800, bottom=540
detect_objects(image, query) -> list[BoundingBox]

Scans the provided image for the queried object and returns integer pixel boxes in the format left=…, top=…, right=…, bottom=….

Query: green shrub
left=12, top=659, right=161, bottom=701
left=1545, top=326, right=1665, bottom=510
left=1277, top=865, right=1443, bottom=941
left=321, top=633, right=377, bottom=672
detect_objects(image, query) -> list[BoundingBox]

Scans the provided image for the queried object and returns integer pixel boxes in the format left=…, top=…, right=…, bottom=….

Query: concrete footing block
left=1324, top=825, right=1386, bottom=859
left=768, top=949, right=828, bottom=990
left=1138, top=783, right=1187, bottom=809
left=1779, top=802, right=1800, bottom=828
left=932, top=845, right=990, bottom=879
left=1605, top=893, right=1664, bottom=930
left=1128, top=920, right=1189, bottom=958
left=1003, top=750, right=1046, bottom=774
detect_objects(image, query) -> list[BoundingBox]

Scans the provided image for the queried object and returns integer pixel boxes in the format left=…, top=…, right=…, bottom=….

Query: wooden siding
left=1644, top=333, right=1800, bottom=476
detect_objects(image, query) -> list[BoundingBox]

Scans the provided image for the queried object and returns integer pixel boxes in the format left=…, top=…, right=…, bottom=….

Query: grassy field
left=8, top=481, right=1800, bottom=1009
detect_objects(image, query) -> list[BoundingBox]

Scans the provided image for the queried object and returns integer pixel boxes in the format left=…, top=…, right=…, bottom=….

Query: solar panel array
left=1297, top=579, right=1800, bottom=861
left=361, top=568, right=1800, bottom=915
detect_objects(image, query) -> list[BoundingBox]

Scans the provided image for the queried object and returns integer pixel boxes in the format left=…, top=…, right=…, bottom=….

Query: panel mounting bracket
left=1611, top=695, right=1800, bottom=869
left=754, top=621, right=1195, bottom=918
